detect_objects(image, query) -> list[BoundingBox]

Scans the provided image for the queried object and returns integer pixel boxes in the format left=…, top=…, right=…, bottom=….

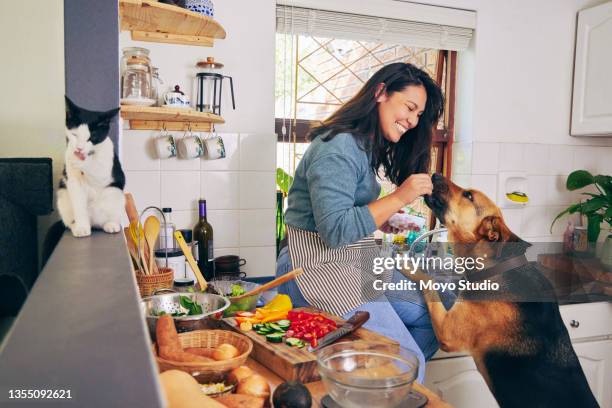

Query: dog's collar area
left=465, top=254, right=529, bottom=282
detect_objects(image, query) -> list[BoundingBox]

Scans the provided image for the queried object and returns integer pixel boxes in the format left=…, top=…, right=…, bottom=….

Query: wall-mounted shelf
left=119, top=0, right=226, bottom=47
left=120, top=105, right=224, bottom=131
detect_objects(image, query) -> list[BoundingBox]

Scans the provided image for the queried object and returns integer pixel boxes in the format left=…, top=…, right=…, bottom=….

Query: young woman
left=276, top=62, right=447, bottom=379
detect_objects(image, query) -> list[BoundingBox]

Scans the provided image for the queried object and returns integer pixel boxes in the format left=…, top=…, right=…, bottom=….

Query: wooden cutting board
left=220, top=307, right=398, bottom=383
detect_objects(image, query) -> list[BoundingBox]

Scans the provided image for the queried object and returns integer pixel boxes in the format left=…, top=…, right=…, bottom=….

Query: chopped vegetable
left=266, top=332, right=285, bottom=343
left=230, top=284, right=246, bottom=297
left=239, top=321, right=253, bottom=332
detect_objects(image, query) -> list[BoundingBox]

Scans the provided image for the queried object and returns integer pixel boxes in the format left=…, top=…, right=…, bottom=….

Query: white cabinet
left=424, top=302, right=612, bottom=408
left=573, top=340, right=612, bottom=408
left=424, top=356, right=499, bottom=408
left=570, top=1, right=612, bottom=136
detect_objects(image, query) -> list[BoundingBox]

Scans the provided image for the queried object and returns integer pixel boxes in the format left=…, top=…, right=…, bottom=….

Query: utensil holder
left=136, top=267, right=174, bottom=297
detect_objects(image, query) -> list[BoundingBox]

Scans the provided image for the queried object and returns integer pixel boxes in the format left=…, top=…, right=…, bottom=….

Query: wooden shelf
left=120, top=105, right=224, bottom=131
left=119, top=0, right=226, bottom=47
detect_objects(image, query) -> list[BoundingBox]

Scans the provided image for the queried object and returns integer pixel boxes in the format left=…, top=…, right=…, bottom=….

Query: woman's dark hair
left=309, top=63, right=444, bottom=185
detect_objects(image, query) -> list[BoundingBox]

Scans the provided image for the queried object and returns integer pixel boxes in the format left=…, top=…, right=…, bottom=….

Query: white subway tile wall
left=120, top=132, right=277, bottom=278
left=467, top=141, right=611, bottom=242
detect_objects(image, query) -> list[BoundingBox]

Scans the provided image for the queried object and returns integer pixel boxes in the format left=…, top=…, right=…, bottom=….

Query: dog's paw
left=71, top=222, right=91, bottom=237
left=103, top=222, right=121, bottom=234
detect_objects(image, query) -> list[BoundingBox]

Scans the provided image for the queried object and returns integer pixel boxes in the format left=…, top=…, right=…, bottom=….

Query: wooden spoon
left=231, top=267, right=304, bottom=300
left=174, top=230, right=208, bottom=292
left=144, top=216, right=160, bottom=275
left=123, top=227, right=143, bottom=272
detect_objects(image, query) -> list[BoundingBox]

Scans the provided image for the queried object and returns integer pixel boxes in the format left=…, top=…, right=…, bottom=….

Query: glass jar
left=121, top=47, right=151, bottom=76
left=122, top=57, right=152, bottom=100
left=151, top=67, right=163, bottom=106
left=173, top=278, right=196, bottom=293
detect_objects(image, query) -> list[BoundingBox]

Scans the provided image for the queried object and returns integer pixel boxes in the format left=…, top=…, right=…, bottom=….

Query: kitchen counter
left=0, top=231, right=163, bottom=407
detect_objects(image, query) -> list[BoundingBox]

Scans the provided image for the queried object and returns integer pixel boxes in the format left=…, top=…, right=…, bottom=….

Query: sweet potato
left=156, top=315, right=182, bottom=349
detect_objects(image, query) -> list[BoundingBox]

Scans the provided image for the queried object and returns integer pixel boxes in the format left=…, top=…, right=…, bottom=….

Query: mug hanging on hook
left=178, top=123, right=204, bottom=159
left=154, top=123, right=176, bottom=159
left=202, top=124, right=225, bottom=160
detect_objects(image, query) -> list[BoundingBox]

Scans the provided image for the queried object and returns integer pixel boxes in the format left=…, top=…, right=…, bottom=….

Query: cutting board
left=220, top=307, right=398, bottom=383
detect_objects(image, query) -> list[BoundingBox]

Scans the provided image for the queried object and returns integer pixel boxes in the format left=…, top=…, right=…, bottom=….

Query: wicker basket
left=136, top=267, right=174, bottom=297
left=154, top=330, right=253, bottom=382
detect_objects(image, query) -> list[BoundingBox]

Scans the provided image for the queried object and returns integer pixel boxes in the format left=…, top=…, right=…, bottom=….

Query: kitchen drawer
left=560, top=302, right=612, bottom=340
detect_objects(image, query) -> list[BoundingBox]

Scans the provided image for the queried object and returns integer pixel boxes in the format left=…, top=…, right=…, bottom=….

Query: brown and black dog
left=410, top=173, right=598, bottom=408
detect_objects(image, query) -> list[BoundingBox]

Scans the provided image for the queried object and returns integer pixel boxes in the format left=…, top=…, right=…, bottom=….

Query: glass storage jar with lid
left=121, top=47, right=151, bottom=76
left=122, top=57, right=152, bottom=101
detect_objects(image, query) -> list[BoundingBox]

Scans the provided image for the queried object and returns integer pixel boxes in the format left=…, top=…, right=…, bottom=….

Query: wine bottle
left=193, top=199, right=214, bottom=280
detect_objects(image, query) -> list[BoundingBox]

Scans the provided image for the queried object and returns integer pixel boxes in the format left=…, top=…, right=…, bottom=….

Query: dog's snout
left=432, top=173, right=444, bottom=183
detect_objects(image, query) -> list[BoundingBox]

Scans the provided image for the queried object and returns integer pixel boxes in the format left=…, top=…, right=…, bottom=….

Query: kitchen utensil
left=208, top=280, right=262, bottom=317
left=202, top=133, right=225, bottom=159
left=321, top=391, right=427, bottom=408
left=155, top=132, right=177, bottom=159
left=194, top=57, right=235, bottom=115
left=220, top=307, right=398, bottom=383
left=151, top=66, right=163, bottom=106
left=122, top=57, right=152, bottom=101
left=141, top=292, right=230, bottom=338
left=153, top=330, right=252, bottom=384
left=231, top=267, right=303, bottom=301
left=175, top=230, right=208, bottom=291
left=214, top=255, right=246, bottom=272
left=124, top=227, right=143, bottom=272
left=316, top=341, right=419, bottom=408
left=130, top=220, right=150, bottom=275
left=309, top=311, right=370, bottom=352
left=178, top=133, right=204, bottom=159
left=144, top=216, right=161, bottom=275
left=164, top=85, right=191, bottom=108
left=155, top=248, right=186, bottom=280
left=136, top=267, right=174, bottom=297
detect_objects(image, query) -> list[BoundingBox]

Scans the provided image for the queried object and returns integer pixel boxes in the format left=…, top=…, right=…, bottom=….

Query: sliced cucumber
left=255, top=328, right=271, bottom=335
left=268, top=323, right=285, bottom=332
left=266, top=332, right=285, bottom=343
left=285, top=337, right=304, bottom=347
left=276, top=320, right=291, bottom=329
left=253, top=324, right=264, bottom=331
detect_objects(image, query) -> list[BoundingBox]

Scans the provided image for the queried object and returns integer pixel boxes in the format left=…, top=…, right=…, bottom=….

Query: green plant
left=276, top=168, right=294, bottom=194
left=551, top=170, right=612, bottom=242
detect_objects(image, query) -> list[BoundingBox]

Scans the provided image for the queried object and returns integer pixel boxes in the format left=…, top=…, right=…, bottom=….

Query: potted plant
left=551, top=170, right=612, bottom=264
left=276, top=168, right=294, bottom=256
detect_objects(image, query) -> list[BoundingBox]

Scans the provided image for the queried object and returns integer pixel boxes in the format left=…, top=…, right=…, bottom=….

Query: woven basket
left=136, top=267, right=174, bottom=297
left=154, top=330, right=253, bottom=382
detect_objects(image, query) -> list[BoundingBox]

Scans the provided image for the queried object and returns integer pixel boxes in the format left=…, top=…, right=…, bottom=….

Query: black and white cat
left=58, top=97, right=126, bottom=237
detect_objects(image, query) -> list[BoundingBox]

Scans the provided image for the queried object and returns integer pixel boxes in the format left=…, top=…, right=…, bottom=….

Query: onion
left=236, top=374, right=271, bottom=399
left=228, top=366, right=254, bottom=384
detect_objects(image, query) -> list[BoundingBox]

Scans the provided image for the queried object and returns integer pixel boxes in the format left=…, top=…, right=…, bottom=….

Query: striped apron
left=286, top=225, right=393, bottom=317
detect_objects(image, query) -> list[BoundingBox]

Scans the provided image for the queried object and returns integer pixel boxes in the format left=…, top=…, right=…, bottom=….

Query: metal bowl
left=209, top=280, right=262, bottom=317
left=317, top=341, right=419, bottom=408
left=140, top=292, right=230, bottom=340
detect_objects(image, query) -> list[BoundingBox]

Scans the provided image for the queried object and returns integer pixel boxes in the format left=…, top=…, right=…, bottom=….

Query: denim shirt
left=284, top=132, right=380, bottom=248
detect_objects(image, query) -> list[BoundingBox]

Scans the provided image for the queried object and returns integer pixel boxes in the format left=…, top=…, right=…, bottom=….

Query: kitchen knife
left=308, top=311, right=370, bottom=352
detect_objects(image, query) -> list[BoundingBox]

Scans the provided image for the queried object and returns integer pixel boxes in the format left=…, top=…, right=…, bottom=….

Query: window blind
left=276, top=4, right=474, bottom=51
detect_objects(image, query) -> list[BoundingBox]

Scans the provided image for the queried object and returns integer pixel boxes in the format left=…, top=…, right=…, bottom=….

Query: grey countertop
left=0, top=231, right=164, bottom=407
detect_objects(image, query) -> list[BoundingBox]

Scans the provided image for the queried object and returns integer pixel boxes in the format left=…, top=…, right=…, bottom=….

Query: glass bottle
left=193, top=199, right=214, bottom=280
left=151, top=67, right=163, bottom=106
left=122, top=57, right=152, bottom=100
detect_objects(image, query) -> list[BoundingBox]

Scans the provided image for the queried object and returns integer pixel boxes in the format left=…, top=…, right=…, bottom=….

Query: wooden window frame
left=277, top=50, right=457, bottom=173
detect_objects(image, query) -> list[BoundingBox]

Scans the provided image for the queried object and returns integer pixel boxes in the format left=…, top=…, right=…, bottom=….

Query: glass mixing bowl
left=317, top=341, right=419, bottom=408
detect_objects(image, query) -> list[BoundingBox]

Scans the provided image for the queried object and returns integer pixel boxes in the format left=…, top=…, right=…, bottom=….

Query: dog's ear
left=477, top=216, right=519, bottom=242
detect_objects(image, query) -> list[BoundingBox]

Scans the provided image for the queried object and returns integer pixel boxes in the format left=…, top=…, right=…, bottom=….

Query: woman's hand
left=393, top=174, right=433, bottom=205
left=379, top=221, right=401, bottom=234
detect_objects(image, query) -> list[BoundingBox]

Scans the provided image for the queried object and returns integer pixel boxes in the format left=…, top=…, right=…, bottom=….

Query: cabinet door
left=425, top=357, right=499, bottom=408
left=572, top=340, right=612, bottom=408
left=571, top=1, right=612, bottom=136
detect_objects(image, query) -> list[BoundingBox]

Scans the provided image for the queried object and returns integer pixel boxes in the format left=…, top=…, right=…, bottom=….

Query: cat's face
left=65, top=96, right=119, bottom=161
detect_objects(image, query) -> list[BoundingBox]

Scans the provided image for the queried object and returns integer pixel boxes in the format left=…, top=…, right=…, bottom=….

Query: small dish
left=120, top=97, right=156, bottom=106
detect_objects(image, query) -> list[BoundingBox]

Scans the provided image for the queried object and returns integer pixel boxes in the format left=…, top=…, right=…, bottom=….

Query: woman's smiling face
left=376, top=84, right=427, bottom=143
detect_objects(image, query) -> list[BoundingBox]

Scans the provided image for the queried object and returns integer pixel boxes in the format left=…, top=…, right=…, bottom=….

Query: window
left=275, top=3, right=470, bottom=232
